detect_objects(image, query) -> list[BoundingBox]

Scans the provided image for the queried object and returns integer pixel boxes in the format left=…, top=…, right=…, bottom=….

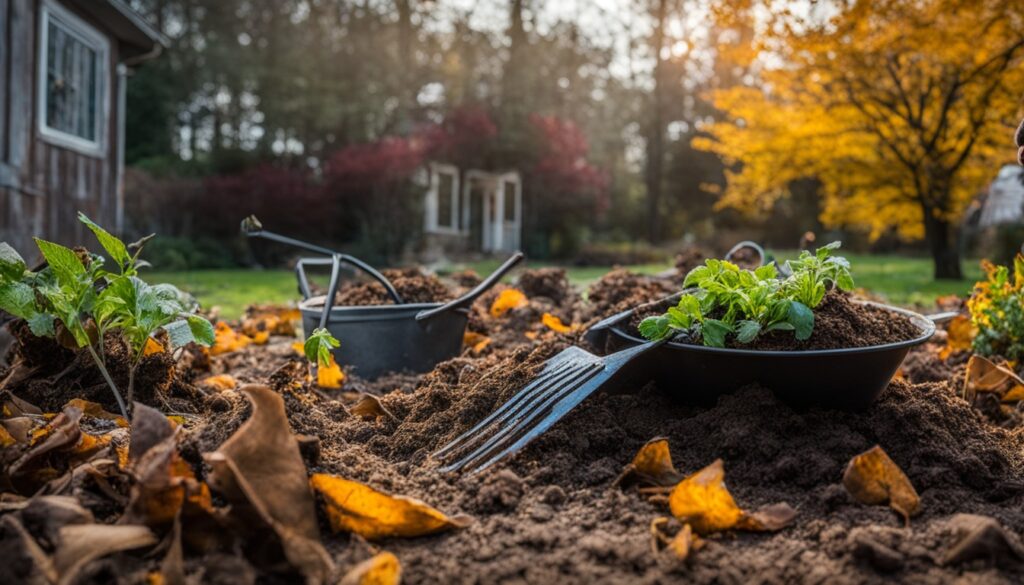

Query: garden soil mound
left=327, top=267, right=454, bottom=306
left=5, top=267, right=1024, bottom=584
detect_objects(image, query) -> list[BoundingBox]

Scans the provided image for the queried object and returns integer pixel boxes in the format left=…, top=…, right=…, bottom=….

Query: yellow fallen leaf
left=339, top=552, right=402, bottom=585
left=310, top=473, right=471, bottom=540
left=489, top=289, right=528, bottom=318
left=650, top=517, right=703, bottom=561
left=463, top=331, right=492, bottom=353
left=199, top=375, right=237, bottom=392
left=210, top=322, right=253, bottom=356
left=291, top=341, right=305, bottom=355
left=63, top=399, right=128, bottom=427
left=541, top=313, right=573, bottom=334
left=251, top=331, right=270, bottom=345
left=668, top=459, right=796, bottom=535
left=668, top=459, right=744, bottom=534
left=962, top=354, right=1024, bottom=402
left=938, top=315, right=975, bottom=360
left=842, top=445, right=919, bottom=523
left=317, top=355, right=345, bottom=389
left=614, top=437, right=682, bottom=488
left=144, top=338, right=165, bottom=356
left=0, top=425, right=16, bottom=447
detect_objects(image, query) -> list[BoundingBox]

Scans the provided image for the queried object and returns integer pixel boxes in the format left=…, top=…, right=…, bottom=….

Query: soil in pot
left=630, top=290, right=922, bottom=351
left=326, top=267, right=455, bottom=306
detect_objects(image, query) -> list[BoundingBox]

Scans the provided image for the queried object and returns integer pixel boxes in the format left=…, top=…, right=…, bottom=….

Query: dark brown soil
left=517, top=268, right=572, bottom=305
left=674, top=245, right=712, bottom=278
left=5, top=264, right=1024, bottom=584
left=329, top=268, right=454, bottom=306
left=630, top=290, right=921, bottom=351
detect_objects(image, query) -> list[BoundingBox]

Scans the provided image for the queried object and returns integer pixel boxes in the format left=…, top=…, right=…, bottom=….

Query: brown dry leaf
left=350, top=394, right=397, bottom=422
left=668, top=459, right=795, bottom=535
left=54, top=524, right=157, bottom=585
left=842, top=445, right=920, bottom=523
left=541, top=312, right=573, bottom=334
left=310, top=473, right=471, bottom=540
left=199, top=374, right=237, bottom=392
left=339, top=552, right=402, bottom=585
left=205, top=385, right=333, bottom=582
left=938, top=315, right=975, bottom=360
left=489, top=289, right=528, bottom=318
left=63, top=398, right=128, bottom=427
left=463, top=331, right=492, bottom=353
left=317, top=355, right=345, bottom=389
left=614, top=437, right=683, bottom=488
left=962, top=354, right=1024, bottom=402
left=210, top=322, right=254, bottom=356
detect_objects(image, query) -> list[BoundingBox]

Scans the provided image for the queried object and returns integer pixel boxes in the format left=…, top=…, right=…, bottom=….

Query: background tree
left=697, top=0, right=1024, bottom=278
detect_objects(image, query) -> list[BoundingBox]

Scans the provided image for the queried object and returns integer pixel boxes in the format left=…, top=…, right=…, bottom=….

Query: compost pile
left=3, top=268, right=1024, bottom=584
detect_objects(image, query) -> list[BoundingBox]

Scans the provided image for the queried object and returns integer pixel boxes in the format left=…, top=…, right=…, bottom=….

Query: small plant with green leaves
left=967, top=255, right=1024, bottom=362
left=304, top=327, right=340, bottom=367
left=639, top=242, right=854, bottom=347
left=0, top=213, right=215, bottom=418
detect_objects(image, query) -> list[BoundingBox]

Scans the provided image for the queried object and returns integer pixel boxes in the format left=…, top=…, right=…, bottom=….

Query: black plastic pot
left=586, top=300, right=936, bottom=410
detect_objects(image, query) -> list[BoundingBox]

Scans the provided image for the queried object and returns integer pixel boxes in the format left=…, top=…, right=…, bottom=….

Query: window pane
left=437, top=172, right=454, bottom=228
left=45, top=17, right=100, bottom=143
left=503, top=180, right=517, bottom=221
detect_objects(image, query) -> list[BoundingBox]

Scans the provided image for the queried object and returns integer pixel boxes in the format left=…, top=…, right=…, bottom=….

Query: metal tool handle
left=415, top=252, right=525, bottom=321
left=243, top=222, right=404, bottom=304
left=725, top=240, right=766, bottom=267
left=927, top=311, right=961, bottom=325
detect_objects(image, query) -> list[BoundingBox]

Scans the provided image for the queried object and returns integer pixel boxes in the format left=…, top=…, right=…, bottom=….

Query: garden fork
left=433, top=310, right=665, bottom=473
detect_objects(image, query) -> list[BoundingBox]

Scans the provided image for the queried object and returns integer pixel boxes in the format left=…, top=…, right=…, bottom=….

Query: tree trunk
left=922, top=208, right=963, bottom=280
left=645, top=0, right=668, bottom=243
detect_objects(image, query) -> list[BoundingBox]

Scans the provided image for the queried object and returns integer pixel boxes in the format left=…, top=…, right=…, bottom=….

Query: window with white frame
left=38, top=0, right=109, bottom=154
left=426, top=164, right=461, bottom=233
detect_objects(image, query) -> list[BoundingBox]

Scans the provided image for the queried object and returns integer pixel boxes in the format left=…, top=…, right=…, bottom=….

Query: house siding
left=0, top=0, right=121, bottom=260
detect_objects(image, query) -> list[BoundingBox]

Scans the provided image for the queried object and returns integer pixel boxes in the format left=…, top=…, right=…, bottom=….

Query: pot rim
left=611, top=300, right=935, bottom=357
left=298, top=295, right=469, bottom=321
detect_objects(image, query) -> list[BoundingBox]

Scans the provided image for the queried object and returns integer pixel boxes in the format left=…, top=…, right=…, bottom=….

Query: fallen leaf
left=54, top=524, right=157, bottom=585
left=210, top=322, right=253, bottom=356
left=0, top=514, right=58, bottom=583
left=541, top=312, right=573, bottom=334
left=842, top=445, right=919, bottom=523
left=463, top=331, right=492, bottom=353
left=650, top=517, right=703, bottom=561
left=310, top=473, right=471, bottom=540
left=962, top=355, right=1024, bottom=402
left=523, top=331, right=539, bottom=340
left=318, top=355, right=345, bottom=389
left=938, top=315, right=975, bottom=360
left=340, top=552, right=402, bottom=585
left=668, top=459, right=744, bottom=534
left=144, top=338, right=165, bottom=356
left=63, top=398, right=128, bottom=427
left=0, top=425, right=15, bottom=447
left=489, top=289, right=528, bottom=318
left=199, top=374, right=237, bottom=392
left=205, top=385, right=333, bottom=582
left=243, top=305, right=300, bottom=338
left=129, top=403, right=175, bottom=464
left=291, top=341, right=305, bottom=355
left=350, top=394, right=397, bottom=422
left=668, top=459, right=795, bottom=535
left=614, top=437, right=682, bottom=488
left=251, top=330, right=270, bottom=345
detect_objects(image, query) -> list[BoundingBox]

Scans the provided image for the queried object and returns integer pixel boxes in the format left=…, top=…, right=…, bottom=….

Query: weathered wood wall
left=0, top=0, right=122, bottom=261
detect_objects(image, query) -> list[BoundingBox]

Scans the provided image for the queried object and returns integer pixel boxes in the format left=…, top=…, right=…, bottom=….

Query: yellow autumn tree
left=697, top=0, right=1024, bottom=278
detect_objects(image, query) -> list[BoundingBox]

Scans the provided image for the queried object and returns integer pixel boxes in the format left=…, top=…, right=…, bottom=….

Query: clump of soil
left=330, top=268, right=454, bottom=306
left=674, top=244, right=712, bottom=277
left=630, top=290, right=921, bottom=351
left=583, top=269, right=676, bottom=322
left=517, top=268, right=572, bottom=305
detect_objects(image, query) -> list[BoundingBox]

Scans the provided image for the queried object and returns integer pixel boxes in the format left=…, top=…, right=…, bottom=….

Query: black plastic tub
left=589, top=301, right=936, bottom=410
left=298, top=297, right=468, bottom=380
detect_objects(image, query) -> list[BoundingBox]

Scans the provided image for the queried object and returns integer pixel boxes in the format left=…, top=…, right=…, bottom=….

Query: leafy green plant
left=639, top=242, right=854, bottom=347
left=304, top=327, right=340, bottom=367
left=0, top=214, right=215, bottom=418
left=967, top=255, right=1024, bottom=362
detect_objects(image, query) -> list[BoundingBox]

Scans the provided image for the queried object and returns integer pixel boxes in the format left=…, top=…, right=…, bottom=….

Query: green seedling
left=0, top=214, right=215, bottom=418
left=304, top=327, right=340, bottom=367
left=640, top=242, right=854, bottom=347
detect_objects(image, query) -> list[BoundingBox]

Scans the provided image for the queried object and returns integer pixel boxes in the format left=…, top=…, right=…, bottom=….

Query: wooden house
left=0, top=0, right=162, bottom=255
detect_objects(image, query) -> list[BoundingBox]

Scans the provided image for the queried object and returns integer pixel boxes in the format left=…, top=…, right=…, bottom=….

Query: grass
left=150, top=252, right=984, bottom=320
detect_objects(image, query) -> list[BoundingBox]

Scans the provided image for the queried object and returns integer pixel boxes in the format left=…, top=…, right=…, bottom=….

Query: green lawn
left=150, top=253, right=984, bottom=320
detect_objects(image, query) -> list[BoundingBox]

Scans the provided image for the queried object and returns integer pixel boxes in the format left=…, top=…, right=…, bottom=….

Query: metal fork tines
left=434, top=347, right=604, bottom=473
